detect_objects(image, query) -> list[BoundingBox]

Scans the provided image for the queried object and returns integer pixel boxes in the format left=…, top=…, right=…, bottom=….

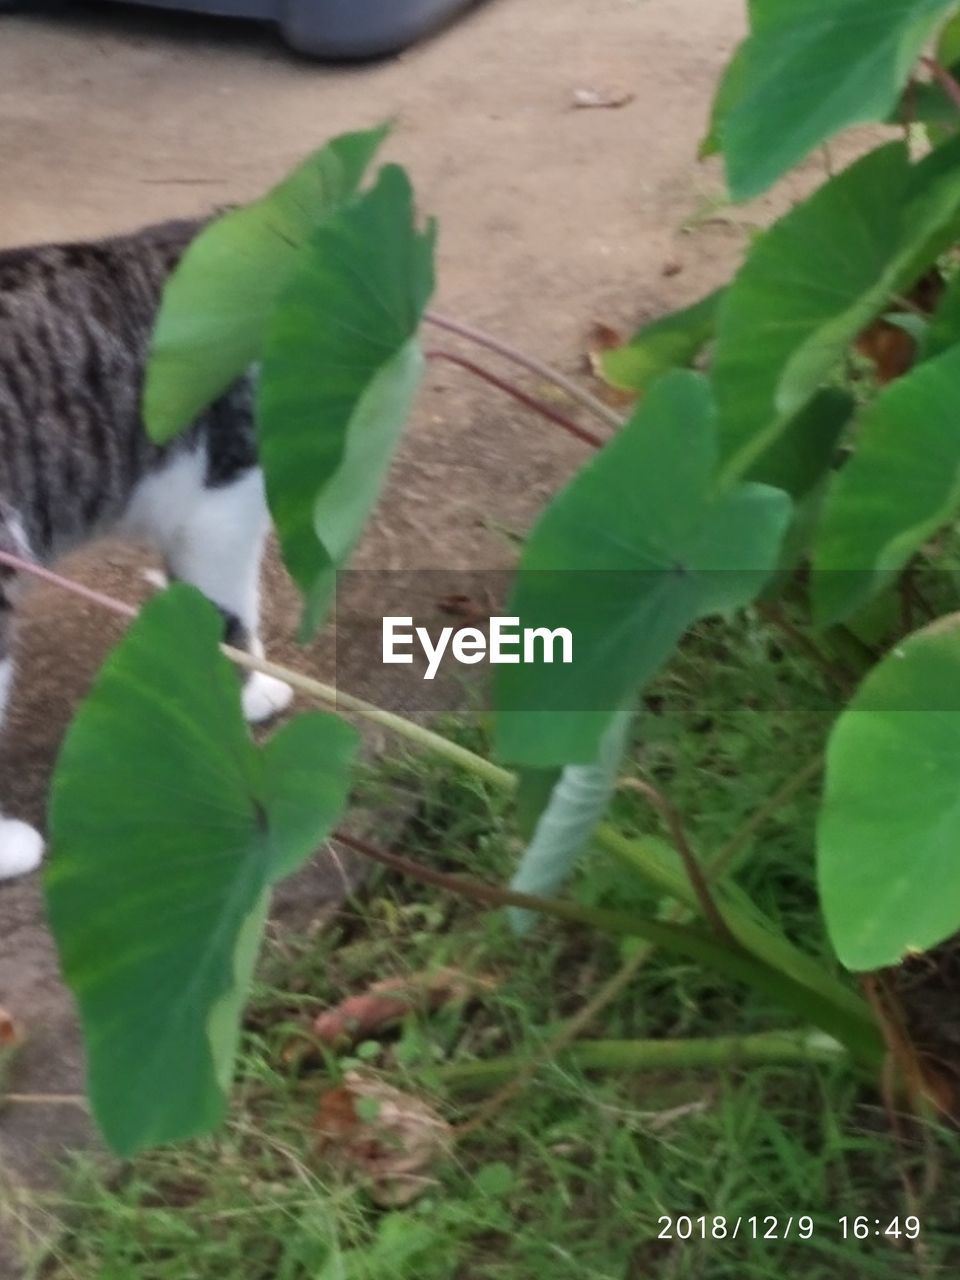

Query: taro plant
left=18, top=0, right=960, bottom=1153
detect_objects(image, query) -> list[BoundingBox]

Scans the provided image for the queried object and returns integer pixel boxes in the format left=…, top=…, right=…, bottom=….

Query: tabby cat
left=0, top=218, right=293, bottom=881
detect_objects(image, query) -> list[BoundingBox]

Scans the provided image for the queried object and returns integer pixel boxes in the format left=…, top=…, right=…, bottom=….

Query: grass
left=24, top=607, right=960, bottom=1279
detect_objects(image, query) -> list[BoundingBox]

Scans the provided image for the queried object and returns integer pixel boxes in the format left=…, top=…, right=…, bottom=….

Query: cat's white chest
left=118, top=447, right=210, bottom=546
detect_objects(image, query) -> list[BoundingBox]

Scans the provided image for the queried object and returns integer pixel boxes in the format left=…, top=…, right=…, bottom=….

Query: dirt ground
left=0, top=0, right=775, bottom=1270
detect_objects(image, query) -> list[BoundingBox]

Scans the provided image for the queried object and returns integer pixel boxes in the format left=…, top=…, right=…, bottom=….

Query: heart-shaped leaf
left=493, top=371, right=791, bottom=767
left=714, top=138, right=960, bottom=479
left=812, top=343, right=960, bottom=625
left=257, top=164, right=436, bottom=636
left=718, top=0, right=958, bottom=200
left=145, top=125, right=388, bottom=441
left=818, top=615, right=960, bottom=970
left=45, top=585, right=358, bottom=1154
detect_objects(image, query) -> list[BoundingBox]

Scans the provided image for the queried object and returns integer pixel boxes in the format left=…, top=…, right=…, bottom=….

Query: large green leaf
left=601, top=289, right=723, bottom=393
left=812, top=343, right=960, bottom=625
left=45, top=586, right=358, bottom=1155
left=719, top=0, right=958, bottom=201
left=818, top=615, right=960, bottom=970
left=714, top=139, right=960, bottom=480
left=258, top=164, right=435, bottom=637
left=493, top=372, right=791, bottom=768
left=144, top=126, right=388, bottom=441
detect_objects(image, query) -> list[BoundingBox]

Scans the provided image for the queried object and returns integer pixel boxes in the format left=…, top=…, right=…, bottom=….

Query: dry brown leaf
left=0, top=1007, right=21, bottom=1092
left=855, top=268, right=946, bottom=385
left=0, top=1007, right=19, bottom=1049
left=571, top=86, right=635, bottom=110
left=309, top=968, right=496, bottom=1049
left=907, top=268, right=947, bottom=315
left=587, top=321, right=625, bottom=363
left=585, top=321, right=636, bottom=408
left=854, top=321, right=916, bottom=385
left=315, top=1072, right=452, bottom=1206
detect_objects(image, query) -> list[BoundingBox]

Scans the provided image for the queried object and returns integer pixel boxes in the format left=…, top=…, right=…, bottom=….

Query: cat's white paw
left=242, top=671, right=294, bottom=724
left=0, top=819, right=45, bottom=881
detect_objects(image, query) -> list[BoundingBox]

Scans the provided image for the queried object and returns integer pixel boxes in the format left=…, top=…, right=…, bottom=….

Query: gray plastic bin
left=110, top=0, right=479, bottom=57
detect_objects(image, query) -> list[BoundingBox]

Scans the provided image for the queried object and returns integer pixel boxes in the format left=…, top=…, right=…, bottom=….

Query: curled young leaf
left=508, top=708, right=633, bottom=935
left=258, top=164, right=436, bottom=637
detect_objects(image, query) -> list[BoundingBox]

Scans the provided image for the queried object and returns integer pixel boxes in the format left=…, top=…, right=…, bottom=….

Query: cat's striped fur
left=0, top=218, right=293, bottom=880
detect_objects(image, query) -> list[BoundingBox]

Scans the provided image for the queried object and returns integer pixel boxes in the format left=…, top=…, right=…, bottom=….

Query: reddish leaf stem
left=922, top=56, right=960, bottom=112
left=334, top=828, right=589, bottom=919
left=424, top=309, right=622, bottom=430
left=426, top=349, right=604, bottom=449
left=0, top=548, right=513, bottom=788
left=332, top=830, right=710, bottom=952
left=618, top=777, right=736, bottom=945
left=0, top=550, right=137, bottom=619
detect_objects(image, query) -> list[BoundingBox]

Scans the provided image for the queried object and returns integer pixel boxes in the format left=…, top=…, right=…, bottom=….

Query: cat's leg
left=162, top=466, right=293, bottom=725
left=0, top=561, right=44, bottom=880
